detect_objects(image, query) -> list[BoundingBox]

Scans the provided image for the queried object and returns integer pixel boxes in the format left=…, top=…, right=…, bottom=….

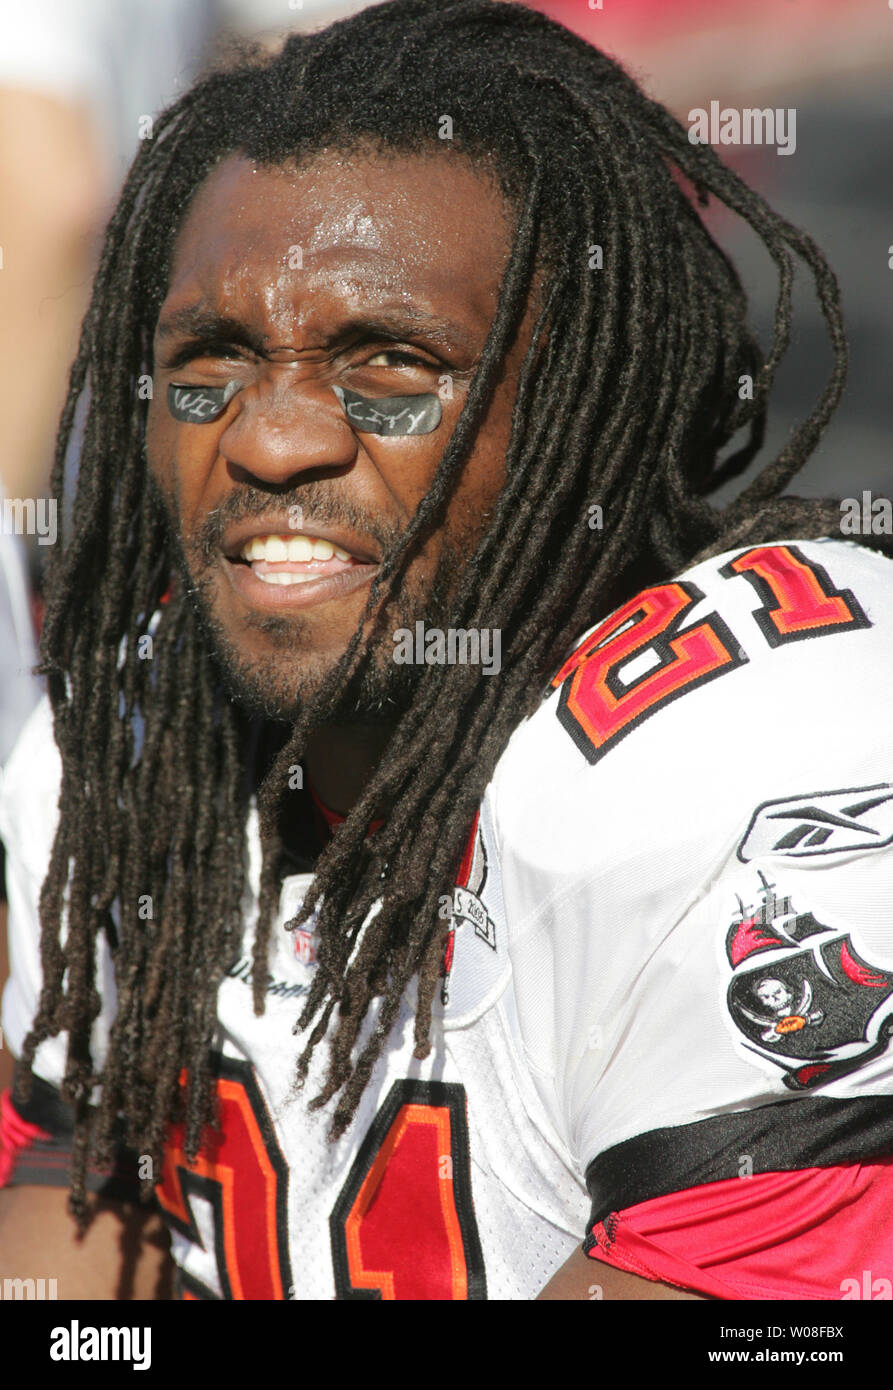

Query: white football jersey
left=4, top=536, right=893, bottom=1299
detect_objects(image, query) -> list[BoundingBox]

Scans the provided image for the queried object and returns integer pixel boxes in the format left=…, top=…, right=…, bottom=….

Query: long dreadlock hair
left=18, top=0, right=851, bottom=1221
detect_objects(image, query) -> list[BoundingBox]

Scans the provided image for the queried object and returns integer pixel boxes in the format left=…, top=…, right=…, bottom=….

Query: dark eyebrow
left=155, top=309, right=268, bottom=353
left=155, top=303, right=479, bottom=355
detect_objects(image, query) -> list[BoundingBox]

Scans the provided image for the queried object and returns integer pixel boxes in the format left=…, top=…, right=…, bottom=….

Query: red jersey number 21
left=553, top=544, right=868, bottom=764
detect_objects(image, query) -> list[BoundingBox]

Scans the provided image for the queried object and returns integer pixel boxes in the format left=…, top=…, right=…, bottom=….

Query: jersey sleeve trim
left=0, top=1078, right=145, bottom=1203
left=584, top=1160, right=893, bottom=1300
left=584, top=1093, right=893, bottom=1228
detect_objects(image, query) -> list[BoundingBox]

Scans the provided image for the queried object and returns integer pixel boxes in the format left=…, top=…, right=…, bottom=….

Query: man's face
left=146, top=148, right=528, bottom=723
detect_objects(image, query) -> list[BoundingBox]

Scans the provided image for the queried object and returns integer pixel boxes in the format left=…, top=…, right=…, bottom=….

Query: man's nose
left=217, top=369, right=357, bottom=485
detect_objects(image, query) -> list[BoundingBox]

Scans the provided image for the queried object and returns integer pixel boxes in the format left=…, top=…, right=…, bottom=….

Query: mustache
left=190, top=483, right=404, bottom=562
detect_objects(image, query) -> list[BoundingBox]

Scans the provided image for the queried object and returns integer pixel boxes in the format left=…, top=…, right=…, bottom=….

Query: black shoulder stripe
left=585, top=1095, right=893, bottom=1228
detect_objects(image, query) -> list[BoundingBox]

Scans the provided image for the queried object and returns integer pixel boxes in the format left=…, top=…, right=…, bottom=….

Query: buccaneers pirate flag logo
left=726, top=872, right=893, bottom=1089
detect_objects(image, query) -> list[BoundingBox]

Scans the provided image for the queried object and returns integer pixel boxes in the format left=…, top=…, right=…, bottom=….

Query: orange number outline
left=330, top=1079, right=487, bottom=1301
left=158, top=1056, right=293, bottom=1302
left=721, top=544, right=870, bottom=647
left=552, top=580, right=745, bottom=764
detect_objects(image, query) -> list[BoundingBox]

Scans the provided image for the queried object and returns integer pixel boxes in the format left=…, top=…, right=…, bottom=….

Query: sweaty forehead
left=162, top=150, right=515, bottom=343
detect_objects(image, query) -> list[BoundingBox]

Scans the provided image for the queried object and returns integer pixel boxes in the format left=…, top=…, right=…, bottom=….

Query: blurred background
left=538, top=0, right=893, bottom=508
left=0, top=0, right=891, bottom=770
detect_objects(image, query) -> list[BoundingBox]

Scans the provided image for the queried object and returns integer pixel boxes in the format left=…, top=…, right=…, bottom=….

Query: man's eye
left=365, top=350, right=428, bottom=368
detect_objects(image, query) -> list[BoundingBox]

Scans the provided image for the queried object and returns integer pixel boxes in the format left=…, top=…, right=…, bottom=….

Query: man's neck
left=303, top=721, right=395, bottom=817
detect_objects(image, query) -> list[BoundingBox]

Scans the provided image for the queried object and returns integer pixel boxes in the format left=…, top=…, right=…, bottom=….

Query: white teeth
left=287, top=536, right=314, bottom=562
left=238, top=533, right=354, bottom=563
left=256, top=571, right=320, bottom=585
left=265, top=536, right=288, bottom=562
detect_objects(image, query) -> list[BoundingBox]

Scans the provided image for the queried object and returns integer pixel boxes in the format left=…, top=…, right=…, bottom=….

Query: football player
left=2, top=0, right=892, bottom=1301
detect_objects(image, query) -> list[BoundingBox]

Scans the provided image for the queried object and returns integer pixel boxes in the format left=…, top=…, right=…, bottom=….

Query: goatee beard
left=158, top=483, right=462, bottom=727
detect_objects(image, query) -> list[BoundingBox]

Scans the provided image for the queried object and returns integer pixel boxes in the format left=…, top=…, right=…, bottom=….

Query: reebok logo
left=738, top=784, right=893, bottom=861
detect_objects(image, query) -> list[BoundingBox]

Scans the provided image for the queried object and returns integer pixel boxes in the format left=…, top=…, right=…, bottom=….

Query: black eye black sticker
left=167, top=380, right=241, bottom=423
left=332, top=385, right=442, bottom=436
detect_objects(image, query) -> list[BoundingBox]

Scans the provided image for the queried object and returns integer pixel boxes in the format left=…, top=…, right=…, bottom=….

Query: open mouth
left=237, top=533, right=357, bottom=585
left=223, top=528, right=380, bottom=608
